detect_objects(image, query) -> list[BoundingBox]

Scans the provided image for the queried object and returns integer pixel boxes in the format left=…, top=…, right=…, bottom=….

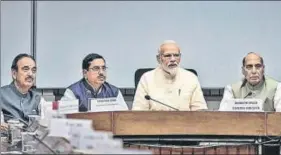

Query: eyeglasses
left=88, top=66, right=108, bottom=72
left=161, top=53, right=181, bottom=59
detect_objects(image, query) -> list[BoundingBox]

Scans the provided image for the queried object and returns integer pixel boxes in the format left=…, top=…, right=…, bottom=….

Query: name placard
left=57, top=100, right=79, bottom=114
left=80, top=135, right=123, bottom=151
left=43, top=100, right=79, bottom=115
left=88, top=97, right=127, bottom=112
left=220, top=98, right=263, bottom=112
left=49, top=118, right=92, bottom=139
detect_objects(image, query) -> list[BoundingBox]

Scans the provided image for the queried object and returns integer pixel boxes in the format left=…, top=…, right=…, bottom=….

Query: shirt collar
left=242, top=77, right=265, bottom=91
left=82, top=78, right=104, bottom=94
left=10, top=82, right=29, bottom=98
left=246, top=80, right=265, bottom=91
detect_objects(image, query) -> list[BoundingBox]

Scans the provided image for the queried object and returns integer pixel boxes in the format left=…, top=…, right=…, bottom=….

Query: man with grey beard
left=132, top=40, right=208, bottom=111
left=0, top=53, right=45, bottom=124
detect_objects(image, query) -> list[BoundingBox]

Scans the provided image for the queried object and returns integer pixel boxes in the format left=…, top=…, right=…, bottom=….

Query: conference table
left=67, top=111, right=281, bottom=155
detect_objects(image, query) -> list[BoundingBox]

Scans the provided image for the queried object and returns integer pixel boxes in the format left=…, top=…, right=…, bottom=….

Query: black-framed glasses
left=88, top=66, right=108, bottom=72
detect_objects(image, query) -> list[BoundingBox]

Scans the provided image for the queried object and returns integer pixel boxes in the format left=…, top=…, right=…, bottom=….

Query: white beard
left=161, top=63, right=179, bottom=78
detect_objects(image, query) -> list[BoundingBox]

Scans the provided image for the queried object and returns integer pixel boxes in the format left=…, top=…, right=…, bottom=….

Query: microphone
left=144, top=95, right=179, bottom=111
left=244, top=92, right=253, bottom=99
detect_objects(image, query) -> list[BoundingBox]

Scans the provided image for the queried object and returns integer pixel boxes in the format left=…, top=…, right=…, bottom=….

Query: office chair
left=134, top=68, right=197, bottom=88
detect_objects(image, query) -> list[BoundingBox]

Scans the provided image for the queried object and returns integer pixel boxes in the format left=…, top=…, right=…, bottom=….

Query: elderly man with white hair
left=132, top=40, right=208, bottom=111
left=219, top=52, right=281, bottom=112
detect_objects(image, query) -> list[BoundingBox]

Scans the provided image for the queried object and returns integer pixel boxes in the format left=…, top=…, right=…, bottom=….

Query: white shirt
left=132, top=67, right=208, bottom=111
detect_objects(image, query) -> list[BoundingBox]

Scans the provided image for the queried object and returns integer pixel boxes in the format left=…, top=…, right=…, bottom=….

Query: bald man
left=219, top=52, right=281, bottom=112
left=132, top=40, right=208, bottom=111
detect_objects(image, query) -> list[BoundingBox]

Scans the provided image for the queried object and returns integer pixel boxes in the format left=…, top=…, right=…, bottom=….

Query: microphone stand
left=150, top=98, right=179, bottom=111
left=145, top=96, right=179, bottom=111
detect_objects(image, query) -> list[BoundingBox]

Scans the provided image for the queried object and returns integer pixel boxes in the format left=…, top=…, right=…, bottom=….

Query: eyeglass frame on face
left=161, top=52, right=181, bottom=59
left=244, top=63, right=264, bottom=71
left=88, top=66, right=108, bottom=72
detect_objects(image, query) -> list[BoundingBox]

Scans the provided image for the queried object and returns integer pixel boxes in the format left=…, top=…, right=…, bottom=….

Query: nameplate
left=44, top=100, right=79, bottom=115
left=221, top=99, right=263, bottom=112
left=69, top=127, right=120, bottom=151
left=80, top=135, right=123, bottom=151
left=88, top=97, right=127, bottom=112
left=49, top=118, right=92, bottom=139
left=69, top=128, right=113, bottom=149
left=57, top=100, right=79, bottom=114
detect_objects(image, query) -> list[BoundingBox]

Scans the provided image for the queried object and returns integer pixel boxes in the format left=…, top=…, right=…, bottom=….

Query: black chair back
left=134, top=68, right=197, bottom=88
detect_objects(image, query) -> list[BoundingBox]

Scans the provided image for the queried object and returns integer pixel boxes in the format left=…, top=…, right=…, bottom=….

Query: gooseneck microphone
left=144, top=95, right=179, bottom=111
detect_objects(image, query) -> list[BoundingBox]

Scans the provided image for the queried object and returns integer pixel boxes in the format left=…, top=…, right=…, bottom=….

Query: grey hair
left=157, top=40, right=180, bottom=54
left=242, top=52, right=264, bottom=66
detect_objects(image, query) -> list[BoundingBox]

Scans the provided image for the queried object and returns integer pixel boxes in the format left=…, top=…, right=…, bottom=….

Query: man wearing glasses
left=132, top=40, right=208, bottom=111
left=219, top=52, right=281, bottom=111
left=61, top=53, right=128, bottom=112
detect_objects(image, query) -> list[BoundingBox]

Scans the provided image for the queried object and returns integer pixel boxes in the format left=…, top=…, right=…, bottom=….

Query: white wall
left=1, top=1, right=32, bottom=86
left=35, top=1, right=281, bottom=88
left=2, top=1, right=281, bottom=88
